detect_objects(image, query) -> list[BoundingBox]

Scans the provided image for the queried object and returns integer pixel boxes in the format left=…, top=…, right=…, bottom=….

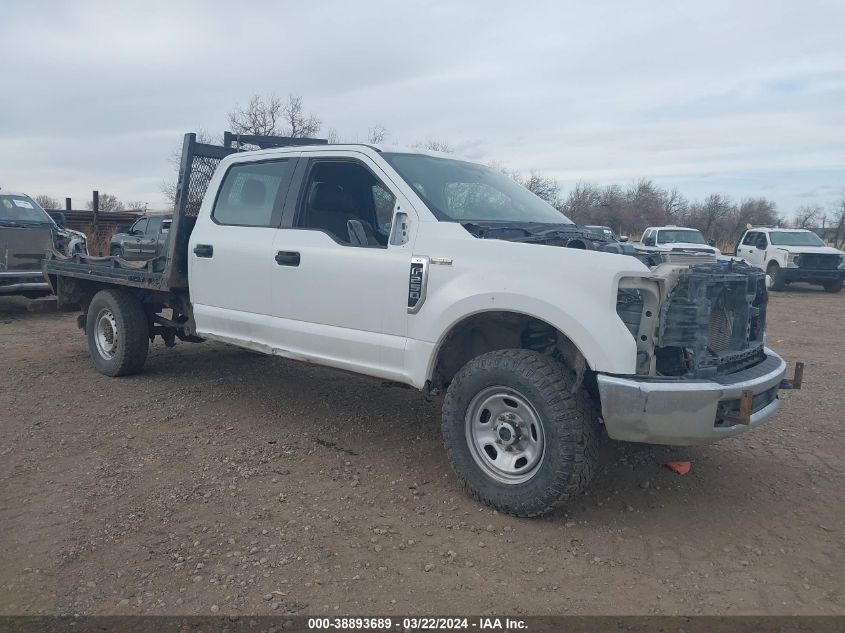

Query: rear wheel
left=767, top=262, right=785, bottom=291
left=823, top=279, right=843, bottom=293
left=110, top=245, right=121, bottom=257
left=441, top=349, right=601, bottom=517
left=85, top=288, right=149, bottom=376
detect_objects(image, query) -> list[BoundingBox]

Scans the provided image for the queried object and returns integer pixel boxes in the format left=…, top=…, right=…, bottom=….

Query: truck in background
left=1, top=190, right=87, bottom=297
left=735, top=226, right=845, bottom=292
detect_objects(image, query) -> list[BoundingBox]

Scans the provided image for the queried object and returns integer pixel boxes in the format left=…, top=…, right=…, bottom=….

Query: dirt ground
left=1, top=287, right=843, bottom=616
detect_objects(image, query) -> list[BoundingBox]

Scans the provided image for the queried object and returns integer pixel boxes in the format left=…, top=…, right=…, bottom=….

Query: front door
left=124, top=218, right=146, bottom=259
left=189, top=156, right=298, bottom=346
left=267, top=154, right=416, bottom=381
left=745, top=232, right=769, bottom=268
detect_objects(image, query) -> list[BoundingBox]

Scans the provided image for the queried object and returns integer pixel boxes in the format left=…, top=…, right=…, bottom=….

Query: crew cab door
left=267, top=152, right=416, bottom=381
left=140, top=216, right=162, bottom=258
left=189, top=156, right=298, bottom=344
left=739, top=231, right=768, bottom=268
left=124, top=218, right=147, bottom=259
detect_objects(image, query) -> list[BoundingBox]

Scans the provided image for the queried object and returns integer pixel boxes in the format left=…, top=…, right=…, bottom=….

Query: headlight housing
left=839, top=255, right=845, bottom=270
left=786, top=253, right=800, bottom=268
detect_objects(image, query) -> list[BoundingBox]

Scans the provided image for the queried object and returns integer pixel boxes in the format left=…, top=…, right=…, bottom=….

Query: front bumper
left=782, top=268, right=845, bottom=283
left=596, top=348, right=786, bottom=445
left=0, top=270, right=51, bottom=295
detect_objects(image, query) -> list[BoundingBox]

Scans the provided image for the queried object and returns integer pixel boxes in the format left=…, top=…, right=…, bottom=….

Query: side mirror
left=619, top=235, right=629, bottom=243
left=708, top=239, right=716, bottom=247
left=54, top=212, right=66, bottom=228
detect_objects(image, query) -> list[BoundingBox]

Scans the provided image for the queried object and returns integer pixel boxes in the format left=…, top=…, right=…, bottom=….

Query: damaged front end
left=618, top=258, right=768, bottom=378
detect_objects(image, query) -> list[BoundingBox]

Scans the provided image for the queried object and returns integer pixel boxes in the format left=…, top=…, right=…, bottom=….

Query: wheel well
left=429, top=311, right=588, bottom=391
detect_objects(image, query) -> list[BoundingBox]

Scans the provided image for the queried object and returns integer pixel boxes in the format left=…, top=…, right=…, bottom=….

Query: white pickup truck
left=735, top=227, right=845, bottom=293
left=44, top=132, right=796, bottom=517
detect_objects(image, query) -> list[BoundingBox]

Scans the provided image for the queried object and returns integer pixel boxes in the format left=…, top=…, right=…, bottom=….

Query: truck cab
left=735, top=227, right=845, bottom=292
left=110, top=214, right=172, bottom=260
left=43, top=132, right=797, bottom=517
left=0, top=191, right=87, bottom=297
left=639, top=226, right=720, bottom=255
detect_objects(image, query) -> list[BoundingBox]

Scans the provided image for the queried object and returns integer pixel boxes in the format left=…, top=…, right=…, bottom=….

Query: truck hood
left=774, top=244, right=844, bottom=256
left=0, top=225, right=54, bottom=271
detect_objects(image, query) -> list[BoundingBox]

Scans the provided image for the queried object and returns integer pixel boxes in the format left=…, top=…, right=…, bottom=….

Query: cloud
left=1, top=0, right=843, bottom=216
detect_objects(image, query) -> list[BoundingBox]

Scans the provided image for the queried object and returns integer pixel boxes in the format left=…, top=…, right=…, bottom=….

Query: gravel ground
left=0, top=287, right=843, bottom=616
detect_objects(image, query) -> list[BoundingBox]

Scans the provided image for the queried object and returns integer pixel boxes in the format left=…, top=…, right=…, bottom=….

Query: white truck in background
left=43, top=132, right=798, bottom=517
left=735, top=227, right=845, bottom=293
left=638, top=226, right=721, bottom=255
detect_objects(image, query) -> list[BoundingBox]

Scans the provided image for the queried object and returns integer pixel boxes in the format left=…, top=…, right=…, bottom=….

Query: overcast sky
left=1, top=0, right=843, bottom=217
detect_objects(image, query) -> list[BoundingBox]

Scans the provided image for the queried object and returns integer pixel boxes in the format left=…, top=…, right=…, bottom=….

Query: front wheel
left=767, top=263, right=785, bottom=291
left=823, top=279, right=843, bottom=293
left=441, top=349, right=601, bottom=517
left=85, top=288, right=150, bottom=376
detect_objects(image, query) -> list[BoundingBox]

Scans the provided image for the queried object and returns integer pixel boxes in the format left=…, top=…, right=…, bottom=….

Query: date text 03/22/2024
left=306, top=617, right=527, bottom=631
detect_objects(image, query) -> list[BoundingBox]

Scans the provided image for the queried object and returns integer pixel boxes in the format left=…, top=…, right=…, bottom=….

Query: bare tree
left=87, top=193, right=126, bottom=213
left=228, top=94, right=283, bottom=137
left=34, top=195, right=60, bottom=210
left=124, top=201, right=149, bottom=212
left=560, top=181, right=602, bottom=225
left=325, top=128, right=341, bottom=144
left=792, top=204, right=822, bottom=229
left=413, top=139, right=453, bottom=153
left=514, top=171, right=560, bottom=206
left=228, top=94, right=322, bottom=138
left=662, top=187, right=688, bottom=222
left=367, top=125, right=389, bottom=144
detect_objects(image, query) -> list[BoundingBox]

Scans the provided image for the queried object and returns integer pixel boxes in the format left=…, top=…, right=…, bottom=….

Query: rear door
left=266, top=152, right=417, bottom=380
left=124, top=218, right=147, bottom=259
left=189, top=156, right=299, bottom=345
left=140, top=217, right=162, bottom=258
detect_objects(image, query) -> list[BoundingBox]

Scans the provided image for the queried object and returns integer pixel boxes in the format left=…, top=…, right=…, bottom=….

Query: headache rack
left=44, top=131, right=327, bottom=293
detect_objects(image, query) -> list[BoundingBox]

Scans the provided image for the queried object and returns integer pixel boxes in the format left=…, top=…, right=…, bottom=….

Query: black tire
left=823, top=280, right=843, bottom=293
left=441, top=349, right=601, bottom=517
left=110, top=246, right=121, bottom=257
left=767, top=262, right=785, bottom=291
left=85, top=288, right=149, bottom=376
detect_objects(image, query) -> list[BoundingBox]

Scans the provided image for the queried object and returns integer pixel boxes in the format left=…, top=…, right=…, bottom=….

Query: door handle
left=275, top=251, right=300, bottom=266
left=193, top=244, right=214, bottom=258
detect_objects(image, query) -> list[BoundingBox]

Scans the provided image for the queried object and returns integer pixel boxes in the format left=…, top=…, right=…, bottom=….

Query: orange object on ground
left=664, top=461, right=691, bottom=475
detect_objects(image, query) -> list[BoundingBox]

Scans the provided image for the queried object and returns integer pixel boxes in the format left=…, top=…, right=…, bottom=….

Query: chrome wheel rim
left=94, top=309, right=118, bottom=360
left=465, top=386, right=545, bottom=484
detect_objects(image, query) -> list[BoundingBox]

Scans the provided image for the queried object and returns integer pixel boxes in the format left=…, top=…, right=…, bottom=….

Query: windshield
left=657, top=229, right=706, bottom=245
left=0, top=194, right=55, bottom=226
left=382, top=153, right=573, bottom=225
left=769, top=231, right=825, bottom=247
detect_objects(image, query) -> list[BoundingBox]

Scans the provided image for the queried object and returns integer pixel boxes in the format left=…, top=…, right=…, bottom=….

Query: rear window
left=657, top=229, right=706, bottom=245
left=212, top=160, right=293, bottom=227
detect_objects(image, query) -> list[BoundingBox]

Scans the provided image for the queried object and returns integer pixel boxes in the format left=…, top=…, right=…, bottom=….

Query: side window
left=372, top=183, right=396, bottom=232
left=132, top=218, right=148, bottom=235
left=212, top=159, right=292, bottom=227
left=297, top=160, right=395, bottom=248
left=755, top=233, right=768, bottom=249
left=742, top=231, right=757, bottom=246
left=642, top=229, right=654, bottom=245
left=147, top=217, right=162, bottom=234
